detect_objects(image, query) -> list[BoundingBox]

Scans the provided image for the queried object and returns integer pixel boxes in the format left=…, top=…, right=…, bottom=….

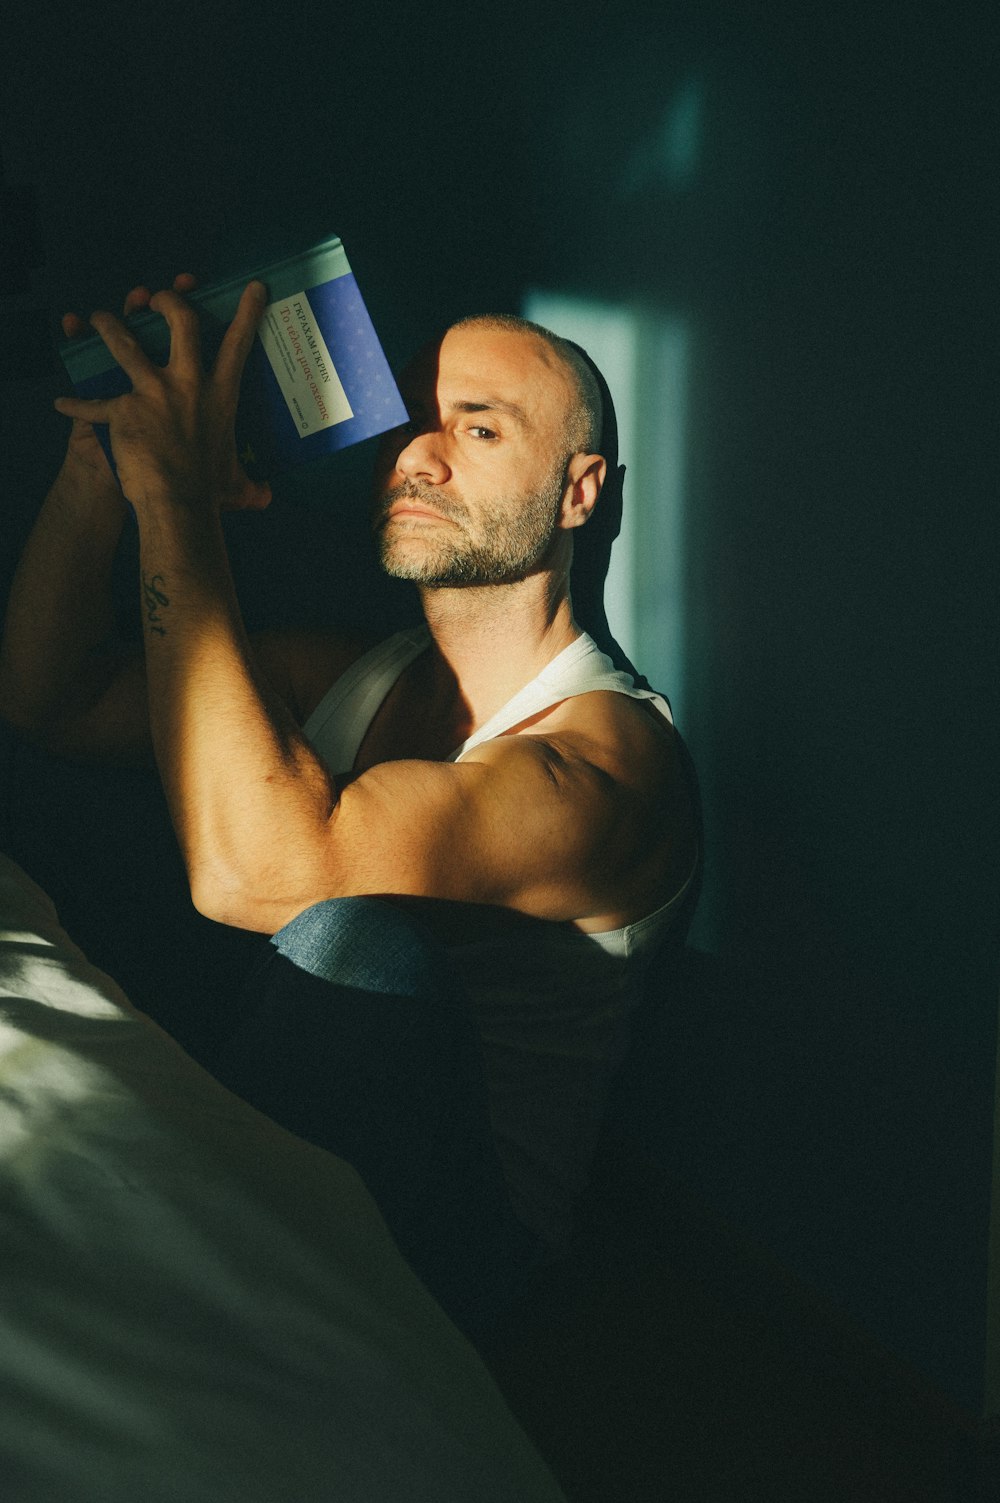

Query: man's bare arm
left=0, top=278, right=206, bottom=763
left=52, top=283, right=693, bottom=934
left=0, top=472, right=356, bottom=764
left=0, top=416, right=148, bottom=761
left=1, top=276, right=361, bottom=764
left=187, top=715, right=693, bottom=934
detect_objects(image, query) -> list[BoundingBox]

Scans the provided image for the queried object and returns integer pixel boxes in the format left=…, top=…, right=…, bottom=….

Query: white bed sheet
left=0, top=854, right=564, bottom=1502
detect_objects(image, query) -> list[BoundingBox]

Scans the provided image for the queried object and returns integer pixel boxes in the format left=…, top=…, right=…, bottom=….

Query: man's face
left=372, top=325, right=577, bottom=587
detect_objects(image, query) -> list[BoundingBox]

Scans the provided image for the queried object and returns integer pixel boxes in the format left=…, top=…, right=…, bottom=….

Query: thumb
left=222, top=475, right=272, bottom=513
left=245, top=478, right=273, bottom=511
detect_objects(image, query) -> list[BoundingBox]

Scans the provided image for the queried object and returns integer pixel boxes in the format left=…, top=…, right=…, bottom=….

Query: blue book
left=59, top=235, right=408, bottom=483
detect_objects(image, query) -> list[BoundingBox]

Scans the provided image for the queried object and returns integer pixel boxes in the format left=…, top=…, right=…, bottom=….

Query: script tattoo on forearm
left=141, top=571, right=170, bottom=636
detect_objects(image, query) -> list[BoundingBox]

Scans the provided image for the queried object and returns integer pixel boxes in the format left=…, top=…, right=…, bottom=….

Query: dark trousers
left=211, top=896, right=539, bottom=1340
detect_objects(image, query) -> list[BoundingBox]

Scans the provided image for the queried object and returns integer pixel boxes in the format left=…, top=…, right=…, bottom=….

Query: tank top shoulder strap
left=303, top=627, right=431, bottom=774
left=448, top=632, right=673, bottom=762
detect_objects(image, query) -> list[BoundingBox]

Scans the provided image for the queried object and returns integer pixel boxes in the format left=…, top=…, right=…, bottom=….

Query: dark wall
left=2, top=0, right=995, bottom=1411
left=573, top=11, right=998, bottom=1415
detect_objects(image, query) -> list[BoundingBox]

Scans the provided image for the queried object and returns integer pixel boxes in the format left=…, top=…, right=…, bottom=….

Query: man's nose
left=393, top=428, right=451, bottom=485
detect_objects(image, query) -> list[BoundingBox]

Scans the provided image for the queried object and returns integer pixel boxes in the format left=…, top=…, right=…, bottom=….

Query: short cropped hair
left=449, top=313, right=603, bottom=455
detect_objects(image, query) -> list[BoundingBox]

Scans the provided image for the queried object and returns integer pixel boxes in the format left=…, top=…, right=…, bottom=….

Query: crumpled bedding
left=0, top=854, right=563, bottom=1502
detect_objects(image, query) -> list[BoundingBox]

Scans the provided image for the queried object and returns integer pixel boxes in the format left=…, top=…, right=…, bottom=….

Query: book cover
left=59, top=235, right=408, bottom=484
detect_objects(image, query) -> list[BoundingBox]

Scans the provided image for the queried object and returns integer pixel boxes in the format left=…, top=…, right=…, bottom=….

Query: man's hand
left=0, top=277, right=201, bottom=753
left=54, top=278, right=271, bottom=515
left=55, top=273, right=196, bottom=506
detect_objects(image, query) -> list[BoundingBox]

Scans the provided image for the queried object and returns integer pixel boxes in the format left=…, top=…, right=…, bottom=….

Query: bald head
left=374, top=317, right=608, bottom=590
left=448, top=314, right=603, bottom=457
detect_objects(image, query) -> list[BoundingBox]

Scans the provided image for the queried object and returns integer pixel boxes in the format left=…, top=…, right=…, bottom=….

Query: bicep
left=316, top=740, right=636, bottom=921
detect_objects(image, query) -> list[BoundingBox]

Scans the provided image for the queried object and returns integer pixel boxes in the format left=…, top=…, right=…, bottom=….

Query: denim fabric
left=270, top=895, right=465, bottom=1002
left=212, top=896, right=539, bottom=1340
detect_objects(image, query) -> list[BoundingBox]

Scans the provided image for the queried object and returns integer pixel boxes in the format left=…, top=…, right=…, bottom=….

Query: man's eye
left=468, top=425, right=498, bottom=441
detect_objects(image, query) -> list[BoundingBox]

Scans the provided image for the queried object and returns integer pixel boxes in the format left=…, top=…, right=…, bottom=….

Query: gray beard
left=373, top=474, right=564, bottom=588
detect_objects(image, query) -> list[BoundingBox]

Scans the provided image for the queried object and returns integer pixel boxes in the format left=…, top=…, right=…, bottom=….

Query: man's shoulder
left=460, top=695, right=694, bottom=925
left=483, top=685, right=677, bottom=791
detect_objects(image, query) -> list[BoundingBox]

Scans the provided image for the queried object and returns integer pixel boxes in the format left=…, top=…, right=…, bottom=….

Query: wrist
left=48, top=461, right=129, bottom=528
left=134, top=491, right=226, bottom=558
left=126, top=478, right=222, bottom=525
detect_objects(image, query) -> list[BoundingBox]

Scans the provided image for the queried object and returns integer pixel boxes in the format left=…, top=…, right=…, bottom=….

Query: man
left=0, top=279, right=697, bottom=1332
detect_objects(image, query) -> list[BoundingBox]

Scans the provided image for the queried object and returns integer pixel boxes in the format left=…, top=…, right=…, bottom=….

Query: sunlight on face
left=372, top=325, right=576, bottom=587
left=375, top=465, right=566, bottom=586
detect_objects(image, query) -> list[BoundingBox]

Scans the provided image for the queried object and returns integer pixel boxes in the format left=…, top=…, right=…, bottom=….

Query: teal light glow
left=621, top=76, right=704, bottom=196
left=523, top=293, right=690, bottom=724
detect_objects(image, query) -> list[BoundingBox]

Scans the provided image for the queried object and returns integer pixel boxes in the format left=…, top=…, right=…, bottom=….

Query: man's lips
left=387, top=501, right=454, bottom=523
left=375, top=482, right=465, bottom=530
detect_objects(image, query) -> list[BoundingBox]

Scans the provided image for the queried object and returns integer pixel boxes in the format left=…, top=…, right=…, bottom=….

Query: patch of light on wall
left=662, top=76, right=703, bottom=187
left=621, top=75, right=704, bottom=196
left=523, top=292, right=690, bottom=723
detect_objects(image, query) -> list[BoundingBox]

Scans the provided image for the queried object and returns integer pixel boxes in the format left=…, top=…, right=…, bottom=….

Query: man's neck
left=417, top=575, right=582, bottom=739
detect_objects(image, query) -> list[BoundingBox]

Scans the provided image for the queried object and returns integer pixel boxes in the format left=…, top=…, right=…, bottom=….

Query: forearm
left=136, top=503, right=337, bottom=928
left=0, top=462, right=129, bottom=740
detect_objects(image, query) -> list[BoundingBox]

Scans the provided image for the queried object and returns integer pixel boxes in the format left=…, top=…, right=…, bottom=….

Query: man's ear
left=559, top=453, right=606, bottom=531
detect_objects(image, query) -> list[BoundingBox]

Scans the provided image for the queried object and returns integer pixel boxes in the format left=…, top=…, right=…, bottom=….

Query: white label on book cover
left=258, top=291, right=354, bottom=436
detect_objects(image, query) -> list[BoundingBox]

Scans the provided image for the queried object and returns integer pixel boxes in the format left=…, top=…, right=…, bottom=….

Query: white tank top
left=304, top=627, right=688, bottom=955
left=303, top=628, right=694, bottom=1245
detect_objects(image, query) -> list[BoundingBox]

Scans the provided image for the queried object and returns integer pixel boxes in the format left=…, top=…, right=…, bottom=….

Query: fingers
left=149, top=287, right=203, bottom=371
left=123, top=284, right=153, bottom=317
left=86, top=309, right=160, bottom=384
left=120, top=273, right=196, bottom=318
left=212, top=280, right=267, bottom=402
left=60, top=288, right=203, bottom=396
left=61, top=272, right=198, bottom=342
left=128, top=273, right=195, bottom=317
left=224, top=475, right=273, bottom=513
left=63, top=289, right=161, bottom=377
left=63, top=299, right=151, bottom=342
left=61, top=311, right=88, bottom=340
left=54, top=393, right=118, bottom=424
